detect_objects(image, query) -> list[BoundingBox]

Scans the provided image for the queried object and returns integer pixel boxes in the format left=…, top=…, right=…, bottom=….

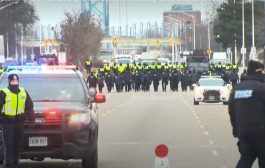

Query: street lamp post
left=251, top=0, right=256, bottom=60
left=147, top=22, right=151, bottom=38
left=133, top=23, right=136, bottom=37
left=154, top=22, right=158, bottom=38
left=182, top=12, right=196, bottom=50
left=140, top=22, right=143, bottom=38
left=242, top=0, right=246, bottom=67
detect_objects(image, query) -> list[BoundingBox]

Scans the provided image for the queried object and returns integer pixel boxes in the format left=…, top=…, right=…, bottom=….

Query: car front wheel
left=223, top=102, right=228, bottom=105
left=194, top=99, right=199, bottom=105
left=82, top=144, right=98, bottom=168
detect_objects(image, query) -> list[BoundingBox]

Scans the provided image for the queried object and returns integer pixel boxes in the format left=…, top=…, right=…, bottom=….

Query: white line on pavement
left=200, top=125, right=205, bottom=129
left=212, top=149, right=219, bottom=156
left=204, top=131, right=209, bottom=135
left=220, top=164, right=228, bottom=168
left=109, top=141, right=154, bottom=145
left=209, top=140, right=214, bottom=145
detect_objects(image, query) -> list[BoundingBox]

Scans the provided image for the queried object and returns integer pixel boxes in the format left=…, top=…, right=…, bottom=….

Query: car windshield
left=0, top=76, right=85, bottom=102
left=198, top=79, right=224, bottom=86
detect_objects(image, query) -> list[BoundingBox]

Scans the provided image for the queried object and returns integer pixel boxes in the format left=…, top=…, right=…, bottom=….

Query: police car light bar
left=201, top=75, right=222, bottom=78
left=7, top=65, right=77, bottom=71
left=42, top=65, right=77, bottom=70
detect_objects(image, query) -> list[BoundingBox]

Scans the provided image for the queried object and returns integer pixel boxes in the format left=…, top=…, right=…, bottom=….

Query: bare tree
left=58, top=11, right=103, bottom=69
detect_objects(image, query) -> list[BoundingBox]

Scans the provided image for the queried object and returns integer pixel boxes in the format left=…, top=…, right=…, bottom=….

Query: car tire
left=194, top=99, right=199, bottom=105
left=223, top=102, right=228, bottom=105
left=82, top=144, right=98, bottom=168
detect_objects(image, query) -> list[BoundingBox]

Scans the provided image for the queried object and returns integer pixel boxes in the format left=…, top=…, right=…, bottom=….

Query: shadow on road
left=0, top=160, right=82, bottom=168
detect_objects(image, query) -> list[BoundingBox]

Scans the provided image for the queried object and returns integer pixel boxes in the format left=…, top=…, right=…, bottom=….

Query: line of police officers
left=86, top=61, right=240, bottom=93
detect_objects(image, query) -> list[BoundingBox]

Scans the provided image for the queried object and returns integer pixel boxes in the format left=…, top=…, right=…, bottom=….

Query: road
left=17, top=87, right=258, bottom=168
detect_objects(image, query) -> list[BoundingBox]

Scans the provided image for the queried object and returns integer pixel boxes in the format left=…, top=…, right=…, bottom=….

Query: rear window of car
left=198, top=79, right=224, bottom=87
left=0, top=75, right=86, bottom=102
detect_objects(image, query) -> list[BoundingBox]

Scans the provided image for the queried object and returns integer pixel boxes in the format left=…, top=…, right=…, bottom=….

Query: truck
left=139, top=51, right=160, bottom=65
left=113, top=55, right=133, bottom=65
left=210, top=52, right=229, bottom=66
left=185, top=49, right=210, bottom=74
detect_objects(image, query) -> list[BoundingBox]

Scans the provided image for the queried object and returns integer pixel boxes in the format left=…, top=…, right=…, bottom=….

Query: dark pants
left=236, top=129, right=265, bottom=168
left=2, top=122, right=24, bottom=168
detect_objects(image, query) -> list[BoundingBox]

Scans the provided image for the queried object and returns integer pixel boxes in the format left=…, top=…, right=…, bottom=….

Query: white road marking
left=212, top=149, right=219, bottom=156
left=209, top=140, right=214, bottom=145
left=200, top=125, right=205, bottom=129
left=220, top=164, right=228, bottom=168
left=204, top=131, right=209, bottom=135
left=109, top=141, right=154, bottom=145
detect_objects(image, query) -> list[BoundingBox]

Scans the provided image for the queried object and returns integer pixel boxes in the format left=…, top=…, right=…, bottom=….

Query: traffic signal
left=156, top=39, right=160, bottom=47
left=112, top=37, right=118, bottom=46
left=176, top=38, right=181, bottom=45
left=169, top=38, right=174, bottom=47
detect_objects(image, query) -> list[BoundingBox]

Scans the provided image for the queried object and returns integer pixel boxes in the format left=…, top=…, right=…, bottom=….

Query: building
left=163, top=4, right=202, bottom=51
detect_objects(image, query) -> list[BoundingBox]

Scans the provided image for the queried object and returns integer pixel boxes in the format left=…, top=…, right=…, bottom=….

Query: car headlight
left=69, top=113, right=91, bottom=124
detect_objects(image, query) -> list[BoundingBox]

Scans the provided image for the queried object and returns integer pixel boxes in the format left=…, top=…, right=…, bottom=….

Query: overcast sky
left=33, top=0, right=211, bottom=27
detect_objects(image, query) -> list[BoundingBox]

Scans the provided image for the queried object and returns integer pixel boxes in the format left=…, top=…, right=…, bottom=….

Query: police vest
left=172, top=64, right=177, bottom=69
left=99, top=68, right=105, bottom=72
left=151, top=65, right=156, bottom=70
left=157, top=65, right=162, bottom=70
left=86, top=60, right=91, bottom=66
left=233, top=65, right=238, bottom=70
left=118, top=66, right=125, bottom=72
left=105, top=65, right=111, bottom=71
left=164, top=65, right=169, bottom=70
left=137, top=65, right=143, bottom=70
left=1, top=87, right=27, bottom=116
left=180, top=64, right=184, bottom=69
left=217, top=64, right=222, bottom=69
left=113, top=65, right=118, bottom=70
left=0, top=69, right=4, bottom=73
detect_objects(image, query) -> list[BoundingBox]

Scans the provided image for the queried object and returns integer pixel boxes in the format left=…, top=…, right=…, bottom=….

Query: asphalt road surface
left=9, top=86, right=259, bottom=168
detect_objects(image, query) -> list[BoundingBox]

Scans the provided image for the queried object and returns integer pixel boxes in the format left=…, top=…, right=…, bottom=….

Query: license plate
left=29, top=137, right=48, bottom=147
left=209, top=96, right=215, bottom=100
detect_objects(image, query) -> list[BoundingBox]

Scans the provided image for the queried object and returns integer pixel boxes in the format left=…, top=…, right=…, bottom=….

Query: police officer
left=85, top=59, right=92, bottom=74
left=97, top=73, right=105, bottom=93
left=134, top=71, right=141, bottom=92
left=0, top=74, right=34, bottom=168
left=152, top=70, right=160, bottom=92
left=104, top=73, right=113, bottom=93
left=87, top=71, right=97, bottom=88
left=228, top=60, right=265, bottom=168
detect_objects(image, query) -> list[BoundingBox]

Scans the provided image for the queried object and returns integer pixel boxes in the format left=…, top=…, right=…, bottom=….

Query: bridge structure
left=101, top=37, right=182, bottom=47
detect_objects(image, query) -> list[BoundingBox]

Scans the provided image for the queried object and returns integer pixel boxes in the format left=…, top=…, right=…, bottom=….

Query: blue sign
left=171, top=4, right=193, bottom=11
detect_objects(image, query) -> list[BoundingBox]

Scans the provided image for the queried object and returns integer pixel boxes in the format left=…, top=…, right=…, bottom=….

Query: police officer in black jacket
left=0, top=74, right=34, bottom=168
left=228, top=60, right=265, bottom=168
